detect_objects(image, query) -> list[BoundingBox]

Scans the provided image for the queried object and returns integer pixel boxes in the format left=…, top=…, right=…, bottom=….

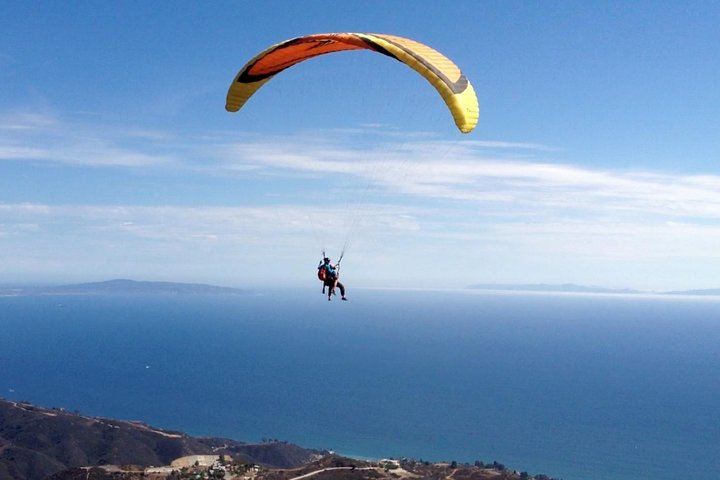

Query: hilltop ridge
left=2, top=279, right=719, bottom=297
left=0, top=397, right=322, bottom=479
left=467, top=282, right=720, bottom=296
left=0, top=279, right=245, bottom=296
left=0, top=398, right=559, bottom=480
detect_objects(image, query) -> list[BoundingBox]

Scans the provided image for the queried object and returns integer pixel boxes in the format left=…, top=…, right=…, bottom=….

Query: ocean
left=1, top=288, right=719, bottom=480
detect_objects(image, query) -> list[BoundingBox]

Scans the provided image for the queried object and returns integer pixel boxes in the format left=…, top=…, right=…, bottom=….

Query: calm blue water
left=1, top=289, right=719, bottom=480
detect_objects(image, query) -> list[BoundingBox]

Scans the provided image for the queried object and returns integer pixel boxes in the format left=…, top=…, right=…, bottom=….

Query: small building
left=379, top=459, right=400, bottom=470
left=170, top=454, right=233, bottom=468
left=145, top=466, right=176, bottom=474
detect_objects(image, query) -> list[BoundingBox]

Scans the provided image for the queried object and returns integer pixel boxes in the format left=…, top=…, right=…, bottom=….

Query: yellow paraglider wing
left=225, top=33, right=479, bottom=134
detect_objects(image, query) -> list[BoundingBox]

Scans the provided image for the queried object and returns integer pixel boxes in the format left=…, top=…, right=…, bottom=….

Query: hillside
left=0, top=398, right=560, bottom=480
left=0, top=398, right=321, bottom=480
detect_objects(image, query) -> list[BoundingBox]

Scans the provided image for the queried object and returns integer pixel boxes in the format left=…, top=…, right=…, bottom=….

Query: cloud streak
left=6, top=112, right=719, bottom=227
left=0, top=112, right=178, bottom=167
left=2, top=196, right=719, bottom=289
left=216, top=132, right=720, bottom=224
left=3, top=113, right=720, bottom=289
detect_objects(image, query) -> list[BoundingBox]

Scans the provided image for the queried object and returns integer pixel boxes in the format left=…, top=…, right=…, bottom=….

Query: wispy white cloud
left=0, top=111, right=177, bottom=167
left=3, top=114, right=720, bottom=289
left=2, top=197, right=720, bottom=290
left=215, top=132, right=720, bottom=223
left=0, top=112, right=58, bottom=130
left=9, top=113, right=718, bottom=228
left=461, top=139, right=562, bottom=151
left=0, top=202, right=416, bottom=245
left=0, top=201, right=426, bottom=285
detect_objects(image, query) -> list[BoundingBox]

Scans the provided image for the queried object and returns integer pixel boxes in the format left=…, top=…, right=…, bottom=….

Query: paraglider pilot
left=318, top=257, right=347, bottom=301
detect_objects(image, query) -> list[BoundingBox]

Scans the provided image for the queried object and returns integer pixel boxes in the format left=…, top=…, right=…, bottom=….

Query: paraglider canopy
left=226, top=32, right=479, bottom=133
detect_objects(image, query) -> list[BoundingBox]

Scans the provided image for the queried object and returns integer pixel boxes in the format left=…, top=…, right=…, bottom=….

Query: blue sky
left=1, top=1, right=719, bottom=290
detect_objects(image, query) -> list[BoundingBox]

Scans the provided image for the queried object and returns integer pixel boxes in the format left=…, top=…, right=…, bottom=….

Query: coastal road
left=289, top=466, right=376, bottom=480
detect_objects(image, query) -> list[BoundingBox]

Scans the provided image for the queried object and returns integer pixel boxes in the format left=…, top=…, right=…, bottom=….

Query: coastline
left=3, top=289, right=719, bottom=480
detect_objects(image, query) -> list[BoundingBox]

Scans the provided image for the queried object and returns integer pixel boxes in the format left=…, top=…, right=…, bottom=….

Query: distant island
left=664, top=288, right=720, bottom=296
left=1, top=279, right=718, bottom=298
left=0, top=397, right=559, bottom=480
left=0, top=279, right=246, bottom=297
left=467, top=283, right=641, bottom=294
left=467, top=282, right=720, bottom=296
